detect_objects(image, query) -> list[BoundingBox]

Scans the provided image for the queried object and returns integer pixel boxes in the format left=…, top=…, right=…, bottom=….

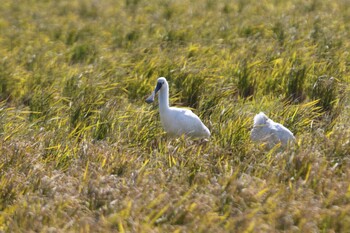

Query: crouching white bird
left=146, top=77, right=210, bottom=138
left=251, top=112, right=295, bottom=148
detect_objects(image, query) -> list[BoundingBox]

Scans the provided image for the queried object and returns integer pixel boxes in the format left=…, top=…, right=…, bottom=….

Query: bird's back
left=272, top=122, right=295, bottom=144
left=160, top=107, right=210, bottom=138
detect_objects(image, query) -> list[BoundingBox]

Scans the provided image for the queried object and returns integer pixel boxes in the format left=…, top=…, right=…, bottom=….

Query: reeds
left=0, top=0, right=349, bottom=232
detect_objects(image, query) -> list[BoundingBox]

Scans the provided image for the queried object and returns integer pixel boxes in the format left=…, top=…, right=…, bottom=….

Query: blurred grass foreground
left=0, top=0, right=350, bottom=232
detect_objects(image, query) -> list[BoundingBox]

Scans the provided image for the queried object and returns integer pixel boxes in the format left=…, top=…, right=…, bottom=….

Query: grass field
left=0, top=0, right=350, bottom=232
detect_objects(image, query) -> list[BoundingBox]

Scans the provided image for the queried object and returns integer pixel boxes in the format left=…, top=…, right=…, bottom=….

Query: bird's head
left=253, top=112, right=269, bottom=126
left=145, top=77, right=168, bottom=103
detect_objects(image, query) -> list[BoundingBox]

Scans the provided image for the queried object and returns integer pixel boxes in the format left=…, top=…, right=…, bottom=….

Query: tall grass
left=0, top=0, right=349, bottom=232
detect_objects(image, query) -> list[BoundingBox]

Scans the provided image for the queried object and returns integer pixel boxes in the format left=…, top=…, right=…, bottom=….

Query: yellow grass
left=0, top=0, right=350, bottom=232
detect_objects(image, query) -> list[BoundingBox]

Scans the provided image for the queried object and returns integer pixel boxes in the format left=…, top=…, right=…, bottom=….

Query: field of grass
left=0, top=0, right=349, bottom=232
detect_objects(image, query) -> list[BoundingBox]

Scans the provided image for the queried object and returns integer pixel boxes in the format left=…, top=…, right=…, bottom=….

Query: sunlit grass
left=0, top=0, right=349, bottom=232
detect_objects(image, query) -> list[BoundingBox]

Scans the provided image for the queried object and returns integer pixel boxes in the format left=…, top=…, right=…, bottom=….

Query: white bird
left=251, top=112, right=295, bottom=148
left=146, top=77, right=210, bottom=138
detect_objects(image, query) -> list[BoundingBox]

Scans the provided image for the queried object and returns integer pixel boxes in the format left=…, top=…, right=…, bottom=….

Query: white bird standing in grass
left=251, top=112, right=295, bottom=148
left=146, top=77, right=210, bottom=139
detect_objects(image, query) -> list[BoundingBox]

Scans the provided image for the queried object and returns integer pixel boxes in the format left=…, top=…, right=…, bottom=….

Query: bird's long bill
left=145, top=91, right=155, bottom=103
left=145, top=82, right=162, bottom=104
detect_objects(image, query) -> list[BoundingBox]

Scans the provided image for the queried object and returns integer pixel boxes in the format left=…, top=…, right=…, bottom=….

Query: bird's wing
left=273, top=123, right=295, bottom=144
left=170, top=108, right=207, bottom=135
left=251, top=124, right=274, bottom=141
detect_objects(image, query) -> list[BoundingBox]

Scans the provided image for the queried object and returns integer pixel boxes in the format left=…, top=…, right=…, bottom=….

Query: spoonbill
left=251, top=112, right=295, bottom=148
left=146, top=77, right=210, bottom=138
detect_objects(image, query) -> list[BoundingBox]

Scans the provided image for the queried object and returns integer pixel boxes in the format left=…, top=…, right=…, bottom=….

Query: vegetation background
left=0, top=0, right=349, bottom=232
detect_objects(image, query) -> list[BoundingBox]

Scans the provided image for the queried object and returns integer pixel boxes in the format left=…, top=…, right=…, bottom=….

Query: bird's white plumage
left=146, top=77, right=210, bottom=138
left=251, top=112, right=295, bottom=148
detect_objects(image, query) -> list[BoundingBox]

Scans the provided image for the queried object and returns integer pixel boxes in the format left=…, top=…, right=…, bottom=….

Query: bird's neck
left=158, top=88, right=169, bottom=113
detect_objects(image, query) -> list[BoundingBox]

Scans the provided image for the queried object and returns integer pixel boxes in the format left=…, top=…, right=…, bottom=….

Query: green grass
left=0, top=0, right=350, bottom=232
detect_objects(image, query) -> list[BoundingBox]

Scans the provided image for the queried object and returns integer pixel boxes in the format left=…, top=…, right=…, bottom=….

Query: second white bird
left=251, top=112, right=295, bottom=148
